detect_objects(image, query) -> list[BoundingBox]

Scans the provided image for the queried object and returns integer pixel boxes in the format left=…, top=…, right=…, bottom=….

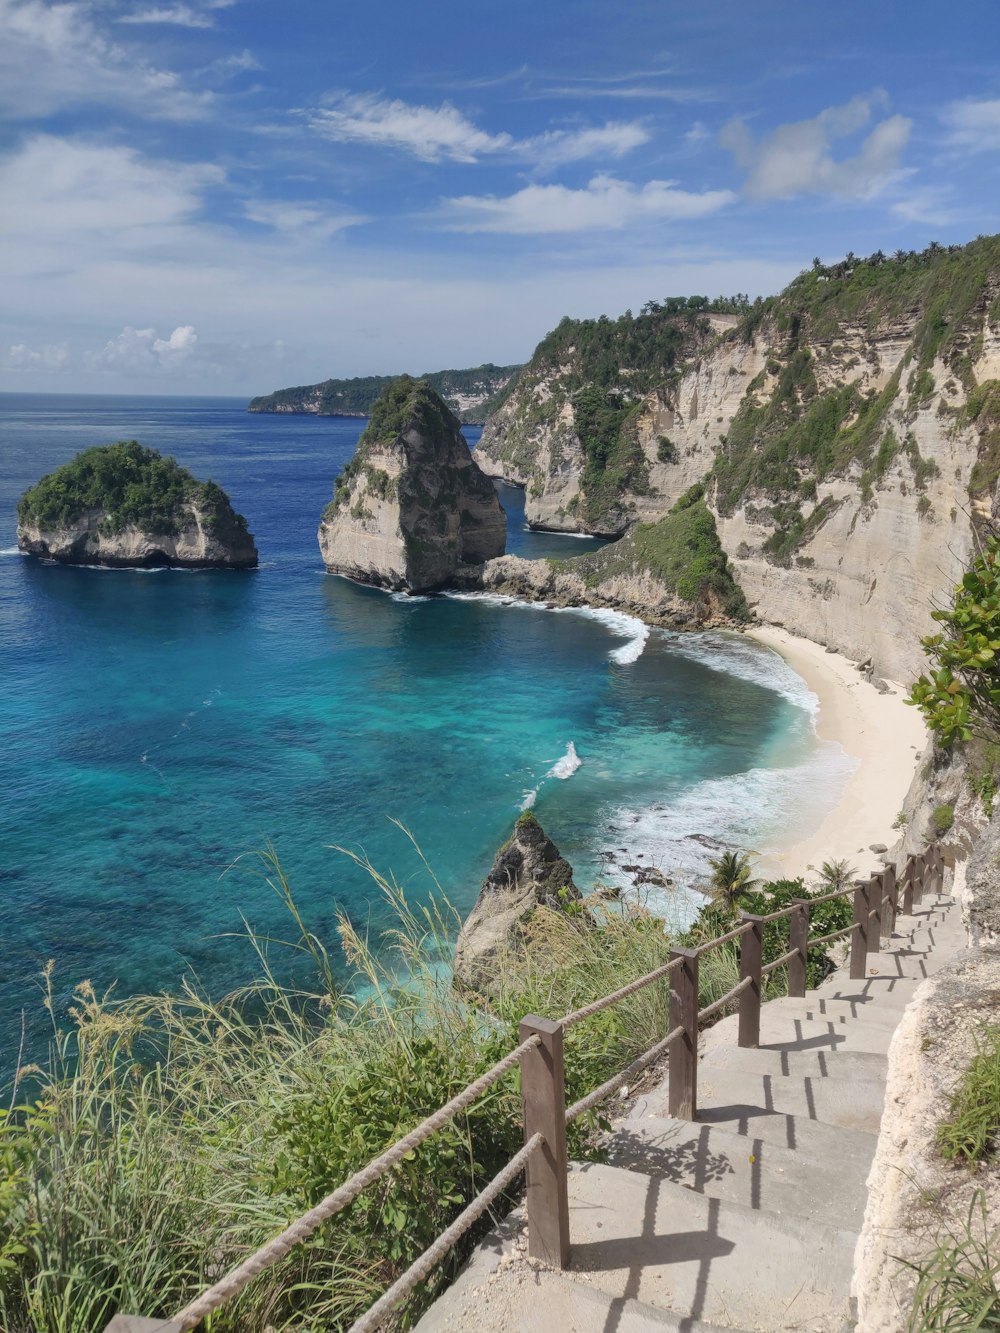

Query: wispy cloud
left=941, top=97, right=1000, bottom=152
left=242, top=199, right=365, bottom=240
left=521, top=121, right=650, bottom=170
left=310, top=94, right=512, bottom=163
left=0, top=0, right=212, bottom=120
left=444, top=173, right=734, bottom=234
left=720, top=91, right=911, bottom=200
left=118, top=6, right=215, bottom=29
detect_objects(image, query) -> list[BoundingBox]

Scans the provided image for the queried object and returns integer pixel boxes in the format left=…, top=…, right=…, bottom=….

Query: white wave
left=520, top=789, right=537, bottom=811
left=0, top=547, right=26, bottom=556
left=522, top=526, right=596, bottom=539
left=547, top=740, right=582, bottom=780
left=660, top=629, right=818, bottom=715
left=442, top=591, right=649, bottom=663
left=390, top=591, right=431, bottom=603
left=591, top=740, right=856, bottom=923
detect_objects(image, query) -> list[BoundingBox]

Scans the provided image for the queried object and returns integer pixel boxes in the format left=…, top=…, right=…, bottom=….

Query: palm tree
left=813, top=858, right=856, bottom=894
left=707, top=851, right=760, bottom=914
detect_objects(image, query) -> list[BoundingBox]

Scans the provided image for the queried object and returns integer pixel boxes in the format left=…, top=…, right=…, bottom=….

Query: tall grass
left=904, top=1193, right=1000, bottom=1331
left=0, top=848, right=828, bottom=1332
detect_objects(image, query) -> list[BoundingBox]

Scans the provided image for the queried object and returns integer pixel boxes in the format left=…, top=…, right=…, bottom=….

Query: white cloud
left=941, top=98, right=1000, bottom=152
left=720, top=92, right=912, bottom=200
left=87, top=324, right=198, bottom=374
left=0, top=0, right=212, bottom=119
left=243, top=199, right=365, bottom=239
left=310, top=94, right=512, bottom=163
left=209, top=48, right=261, bottom=75
left=520, top=121, right=649, bottom=169
left=6, top=341, right=69, bottom=371
left=0, top=137, right=221, bottom=246
left=444, top=173, right=734, bottom=234
left=118, top=5, right=214, bottom=28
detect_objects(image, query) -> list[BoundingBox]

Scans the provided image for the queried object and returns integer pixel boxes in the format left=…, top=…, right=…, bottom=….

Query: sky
left=2, top=0, right=1000, bottom=397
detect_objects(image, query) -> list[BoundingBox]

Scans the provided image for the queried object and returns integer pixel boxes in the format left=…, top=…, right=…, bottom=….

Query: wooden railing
left=106, top=843, right=946, bottom=1333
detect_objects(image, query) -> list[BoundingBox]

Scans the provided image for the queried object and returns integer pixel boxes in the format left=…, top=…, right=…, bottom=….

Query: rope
left=566, top=1026, right=683, bottom=1123
left=697, top=974, right=753, bottom=1021
left=347, top=1134, right=545, bottom=1333
left=695, top=920, right=753, bottom=953
left=761, top=947, right=799, bottom=977
left=171, top=1033, right=541, bottom=1330
left=560, top=954, right=683, bottom=1028
left=808, top=924, right=855, bottom=947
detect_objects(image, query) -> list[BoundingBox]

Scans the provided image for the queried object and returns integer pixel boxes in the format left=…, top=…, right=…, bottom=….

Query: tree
left=908, top=538, right=1000, bottom=744
left=813, top=859, right=856, bottom=894
left=706, top=851, right=760, bottom=914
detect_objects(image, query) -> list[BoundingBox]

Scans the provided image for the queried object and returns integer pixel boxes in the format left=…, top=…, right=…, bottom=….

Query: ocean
left=0, top=393, right=853, bottom=1071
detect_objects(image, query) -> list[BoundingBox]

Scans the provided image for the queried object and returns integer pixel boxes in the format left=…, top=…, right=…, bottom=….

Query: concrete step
left=606, top=1114, right=870, bottom=1230
left=701, top=1004, right=898, bottom=1056
left=559, top=1162, right=855, bottom=1331
left=628, top=1087, right=876, bottom=1160
left=698, top=1043, right=887, bottom=1088
left=415, top=1256, right=749, bottom=1332
left=695, top=1062, right=886, bottom=1134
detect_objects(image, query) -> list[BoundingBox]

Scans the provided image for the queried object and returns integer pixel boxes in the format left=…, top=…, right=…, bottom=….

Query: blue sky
left=2, top=0, right=1000, bottom=395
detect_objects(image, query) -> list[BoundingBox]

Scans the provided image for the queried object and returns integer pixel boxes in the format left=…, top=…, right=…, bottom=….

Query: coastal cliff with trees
left=16, top=441, right=257, bottom=569
left=474, top=235, right=1000, bottom=681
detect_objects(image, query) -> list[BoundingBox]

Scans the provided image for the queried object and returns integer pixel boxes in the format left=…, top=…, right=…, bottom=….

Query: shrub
left=936, top=1027, right=1000, bottom=1165
left=931, top=804, right=955, bottom=837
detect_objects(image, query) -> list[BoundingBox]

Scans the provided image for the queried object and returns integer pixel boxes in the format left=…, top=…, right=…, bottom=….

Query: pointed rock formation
left=16, top=441, right=257, bottom=569
left=318, top=375, right=506, bottom=594
left=453, top=811, right=582, bottom=994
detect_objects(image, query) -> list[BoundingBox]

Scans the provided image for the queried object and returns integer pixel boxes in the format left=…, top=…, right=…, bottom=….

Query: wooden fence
left=106, top=844, right=946, bottom=1333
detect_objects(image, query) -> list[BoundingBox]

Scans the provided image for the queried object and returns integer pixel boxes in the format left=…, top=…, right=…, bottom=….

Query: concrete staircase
left=416, top=890, right=966, bottom=1333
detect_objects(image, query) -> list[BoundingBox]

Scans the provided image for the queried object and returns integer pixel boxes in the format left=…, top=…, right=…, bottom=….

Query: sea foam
left=443, top=591, right=649, bottom=664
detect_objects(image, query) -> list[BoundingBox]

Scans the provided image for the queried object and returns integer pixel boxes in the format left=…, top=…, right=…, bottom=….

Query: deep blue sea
left=0, top=394, right=852, bottom=1071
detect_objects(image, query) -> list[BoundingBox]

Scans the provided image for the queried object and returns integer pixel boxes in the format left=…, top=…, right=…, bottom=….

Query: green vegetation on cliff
left=249, top=363, right=520, bottom=424
left=16, top=441, right=252, bottom=540
left=569, top=484, right=749, bottom=620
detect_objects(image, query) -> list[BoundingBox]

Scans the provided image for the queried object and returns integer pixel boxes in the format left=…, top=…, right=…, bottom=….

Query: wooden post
left=788, top=899, right=809, bottom=998
left=668, top=947, right=699, bottom=1121
left=850, top=879, right=870, bottom=980
left=881, top=863, right=897, bottom=940
left=914, top=852, right=926, bottom=905
left=869, top=871, right=883, bottom=952
left=902, top=853, right=916, bottom=915
left=931, top=843, right=944, bottom=895
left=519, top=1015, right=570, bottom=1269
left=738, top=913, right=765, bottom=1049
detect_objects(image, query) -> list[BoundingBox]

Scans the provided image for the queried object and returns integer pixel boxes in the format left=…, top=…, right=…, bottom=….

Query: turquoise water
left=0, top=394, right=851, bottom=1070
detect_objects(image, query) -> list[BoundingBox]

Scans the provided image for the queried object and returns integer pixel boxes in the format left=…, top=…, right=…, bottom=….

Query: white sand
left=748, top=626, right=928, bottom=882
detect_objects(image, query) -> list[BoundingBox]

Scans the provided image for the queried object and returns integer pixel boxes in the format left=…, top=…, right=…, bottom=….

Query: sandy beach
left=749, top=625, right=928, bottom=883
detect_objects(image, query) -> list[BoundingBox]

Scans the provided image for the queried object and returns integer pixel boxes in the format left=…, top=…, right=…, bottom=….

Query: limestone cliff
left=16, top=441, right=257, bottom=569
left=453, top=811, right=581, bottom=994
left=318, top=376, right=506, bottom=594
left=477, top=237, right=1000, bottom=681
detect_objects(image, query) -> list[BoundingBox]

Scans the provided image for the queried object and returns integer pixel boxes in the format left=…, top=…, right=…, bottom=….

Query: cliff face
left=318, top=376, right=506, bottom=593
left=477, top=238, right=1000, bottom=681
left=18, top=506, right=257, bottom=568
left=16, top=442, right=257, bottom=569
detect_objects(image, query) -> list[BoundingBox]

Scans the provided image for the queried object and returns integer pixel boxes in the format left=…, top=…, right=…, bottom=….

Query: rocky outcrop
left=476, top=238, right=1000, bottom=682
left=16, top=441, right=257, bottom=569
left=453, top=812, right=580, bottom=994
left=318, top=376, right=506, bottom=594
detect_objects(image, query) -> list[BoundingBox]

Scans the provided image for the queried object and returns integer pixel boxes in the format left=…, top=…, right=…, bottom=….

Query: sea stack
left=17, top=441, right=257, bottom=569
left=317, top=375, right=506, bottom=594
left=453, top=811, right=582, bottom=994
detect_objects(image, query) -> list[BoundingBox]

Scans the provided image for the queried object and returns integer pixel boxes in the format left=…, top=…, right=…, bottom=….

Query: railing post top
left=738, top=911, right=766, bottom=923
left=519, top=1015, right=562, bottom=1038
left=670, top=944, right=700, bottom=960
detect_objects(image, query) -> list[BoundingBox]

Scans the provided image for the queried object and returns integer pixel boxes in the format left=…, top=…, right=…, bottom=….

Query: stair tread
left=606, top=1114, right=870, bottom=1228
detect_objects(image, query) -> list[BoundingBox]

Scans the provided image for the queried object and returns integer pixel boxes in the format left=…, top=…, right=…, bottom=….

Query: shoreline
left=748, top=625, right=927, bottom=883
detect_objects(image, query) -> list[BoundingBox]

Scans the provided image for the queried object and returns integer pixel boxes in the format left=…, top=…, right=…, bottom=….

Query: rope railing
left=346, top=1133, right=545, bottom=1333
left=168, top=1033, right=541, bottom=1332
left=108, top=840, right=947, bottom=1333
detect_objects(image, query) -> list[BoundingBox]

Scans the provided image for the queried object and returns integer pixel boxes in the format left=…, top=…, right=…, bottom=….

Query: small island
left=17, top=441, right=258, bottom=569
left=318, top=376, right=506, bottom=593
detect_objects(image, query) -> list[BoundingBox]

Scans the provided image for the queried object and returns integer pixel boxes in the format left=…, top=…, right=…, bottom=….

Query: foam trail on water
left=442, top=591, right=649, bottom=664
left=661, top=629, right=818, bottom=715
left=547, top=740, right=581, bottom=780
left=0, top=547, right=26, bottom=556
